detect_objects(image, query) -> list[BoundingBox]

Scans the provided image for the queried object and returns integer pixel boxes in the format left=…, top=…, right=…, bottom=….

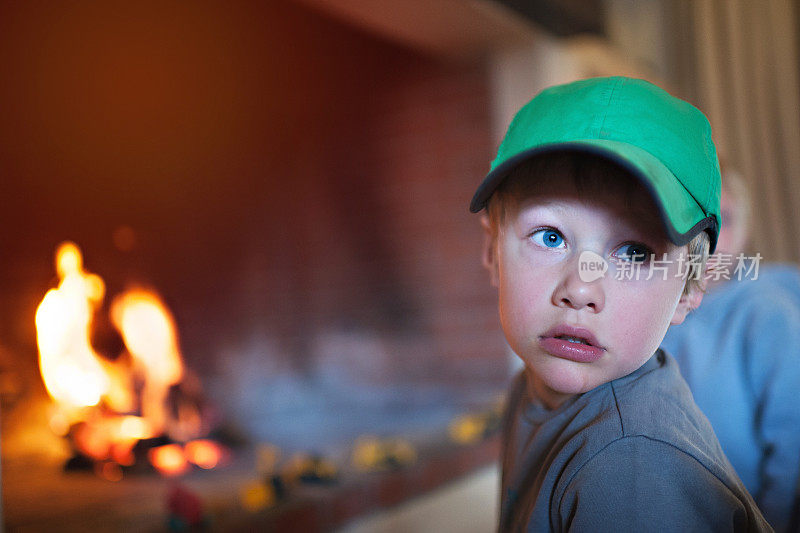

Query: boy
left=470, top=77, right=772, bottom=531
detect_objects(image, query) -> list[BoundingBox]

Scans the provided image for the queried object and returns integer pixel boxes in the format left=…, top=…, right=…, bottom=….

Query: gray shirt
left=500, top=350, right=773, bottom=532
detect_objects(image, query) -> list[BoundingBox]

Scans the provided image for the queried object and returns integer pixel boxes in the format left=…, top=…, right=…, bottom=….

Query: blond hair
left=484, top=152, right=709, bottom=296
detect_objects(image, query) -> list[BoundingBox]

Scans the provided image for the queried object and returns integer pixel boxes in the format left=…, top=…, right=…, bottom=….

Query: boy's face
left=485, top=175, right=701, bottom=408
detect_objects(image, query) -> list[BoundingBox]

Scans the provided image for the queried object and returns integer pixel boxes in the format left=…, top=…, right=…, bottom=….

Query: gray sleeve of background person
left=557, top=436, right=771, bottom=533
left=744, top=292, right=800, bottom=532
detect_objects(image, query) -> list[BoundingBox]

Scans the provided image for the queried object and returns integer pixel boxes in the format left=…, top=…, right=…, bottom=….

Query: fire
left=111, top=289, right=184, bottom=436
left=35, top=242, right=109, bottom=409
left=34, top=241, right=214, bottom=477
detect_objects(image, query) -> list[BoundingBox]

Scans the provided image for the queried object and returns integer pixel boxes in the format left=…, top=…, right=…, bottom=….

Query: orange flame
left=35, top=242, right=109, bottom=410
left=111, top=288, right=185, bottom=437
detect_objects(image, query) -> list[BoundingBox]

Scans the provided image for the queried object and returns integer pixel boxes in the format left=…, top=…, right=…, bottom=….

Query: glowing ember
left=149, top=444, right=190, bottom=477
left=185, top=439, right=224, bottom=469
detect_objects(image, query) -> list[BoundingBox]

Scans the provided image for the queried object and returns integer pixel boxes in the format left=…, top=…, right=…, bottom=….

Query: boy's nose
left=551, top=261, right=605, bottom=312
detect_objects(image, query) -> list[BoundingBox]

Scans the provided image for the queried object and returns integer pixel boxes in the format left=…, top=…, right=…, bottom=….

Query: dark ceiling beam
left=493, top=0, right=605, bottom=37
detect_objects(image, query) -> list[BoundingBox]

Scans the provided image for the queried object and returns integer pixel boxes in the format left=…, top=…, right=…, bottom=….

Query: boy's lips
left=539, top=324, right=605, bottom=363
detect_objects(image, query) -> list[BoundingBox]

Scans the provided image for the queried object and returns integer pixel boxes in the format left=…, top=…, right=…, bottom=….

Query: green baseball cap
left=470, top=76, right=721, bottom=253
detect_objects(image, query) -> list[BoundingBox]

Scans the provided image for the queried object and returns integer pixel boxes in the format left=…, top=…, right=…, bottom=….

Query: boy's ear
left=480, top=215, right=499, bottom=287
left=670, top=284, right=704, bottom=325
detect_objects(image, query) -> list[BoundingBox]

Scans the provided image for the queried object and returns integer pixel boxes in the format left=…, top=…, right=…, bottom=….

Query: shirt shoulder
left=608, top=351, right=732, bottom=473
left=557, top=435, right=772, bottom=532
left=548, top=352, right=736, bottom=497
left=551, top=354, right=770, bottom=530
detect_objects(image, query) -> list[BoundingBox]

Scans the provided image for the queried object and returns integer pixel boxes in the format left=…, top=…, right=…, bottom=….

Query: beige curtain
left=673, top=0, right=800, bottom=263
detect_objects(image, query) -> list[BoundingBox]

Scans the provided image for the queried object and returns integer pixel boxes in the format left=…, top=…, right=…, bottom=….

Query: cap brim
left=469, top=140, right=718, bottom=253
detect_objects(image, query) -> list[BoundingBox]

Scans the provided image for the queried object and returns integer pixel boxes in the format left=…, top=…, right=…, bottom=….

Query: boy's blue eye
left=615, top=243, right=652, bottom=263
left=531, top=229, right=565, bottom=248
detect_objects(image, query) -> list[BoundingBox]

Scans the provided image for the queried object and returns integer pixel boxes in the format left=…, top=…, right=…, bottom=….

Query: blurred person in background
left=661, top=167, right=800, bottom=532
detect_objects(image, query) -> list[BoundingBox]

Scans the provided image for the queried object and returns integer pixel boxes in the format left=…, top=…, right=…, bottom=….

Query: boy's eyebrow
left=523, top=197, right=673, bottom=246
left=514, top=198, right=580, bottom=219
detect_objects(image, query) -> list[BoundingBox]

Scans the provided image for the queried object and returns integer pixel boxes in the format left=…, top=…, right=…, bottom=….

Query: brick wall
left=0, top=0, right=510, bottom=450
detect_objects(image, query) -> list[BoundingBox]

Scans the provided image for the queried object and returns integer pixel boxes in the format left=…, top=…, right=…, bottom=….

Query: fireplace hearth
left=0, top=1, right=510, bottom=530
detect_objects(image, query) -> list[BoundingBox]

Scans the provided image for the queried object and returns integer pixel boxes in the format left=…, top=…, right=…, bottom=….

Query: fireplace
left=0, top=0, right=510, bottom=529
